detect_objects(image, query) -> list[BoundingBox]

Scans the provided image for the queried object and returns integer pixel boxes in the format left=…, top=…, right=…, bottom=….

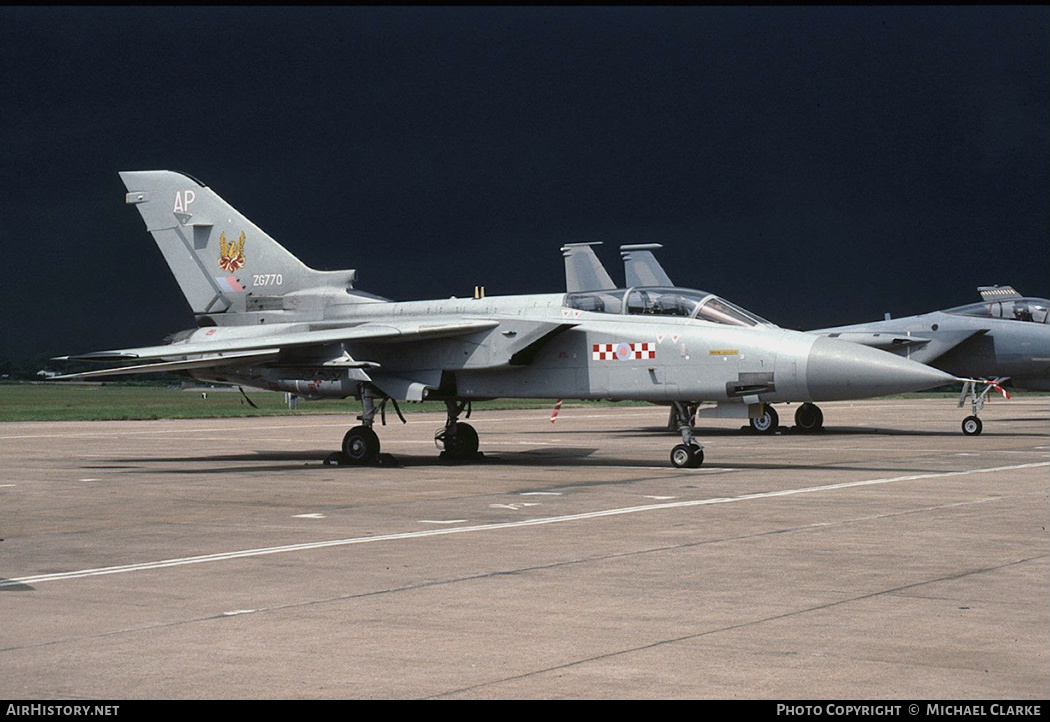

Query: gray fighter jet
left=813, top=287, right=1050, bottom=435
left=56, top=171, right=955, bottom=468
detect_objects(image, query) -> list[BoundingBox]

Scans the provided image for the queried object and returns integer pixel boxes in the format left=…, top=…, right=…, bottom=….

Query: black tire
left=690, top=443, right=704, bottom=467
left=670, top=443, right=702, bottom=468
left=749, top=406, right=779, bottom=434
left=962, top=415, right=983, bottom=436
left=342, top=426, right=380, bottom=464
left=794, top=403, right=824, bottom=433
left=444, top=422, right=479, bottom=459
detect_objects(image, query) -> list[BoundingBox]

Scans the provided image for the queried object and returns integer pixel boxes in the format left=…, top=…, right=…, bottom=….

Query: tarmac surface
left=1, top=397, right=1047, bottom=700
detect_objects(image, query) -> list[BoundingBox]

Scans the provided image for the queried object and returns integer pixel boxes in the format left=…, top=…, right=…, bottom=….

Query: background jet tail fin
left=561, top=242, right=617, bottom=292
left=620, top=243, right=674, bottom=287
left=119, top=170, right=358, bottom=318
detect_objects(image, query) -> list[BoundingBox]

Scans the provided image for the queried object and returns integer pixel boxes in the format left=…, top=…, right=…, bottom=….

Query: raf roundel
left=591, top=342, right=656, bottom=361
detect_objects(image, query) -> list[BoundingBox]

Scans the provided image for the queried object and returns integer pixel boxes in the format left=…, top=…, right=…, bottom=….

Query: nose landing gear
left=669, top=401, right=704, bottom=468
left=959, top=377, right=1010, bottom=436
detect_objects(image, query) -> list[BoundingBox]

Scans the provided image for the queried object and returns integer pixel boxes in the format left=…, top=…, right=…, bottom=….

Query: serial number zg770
left=253, top=274, right=283, bottom=286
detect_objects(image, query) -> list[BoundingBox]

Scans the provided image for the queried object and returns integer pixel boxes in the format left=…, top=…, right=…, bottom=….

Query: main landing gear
left=669, top=401, right=704, bottom=468
left=748, top=403, right=824, bottom=434
left=792, top=403, right=824, bottom=433
left=324, top=390, right=485, bottom=466
left=748, top=405, right=779, bottom=434
left=325, top=385, right=405, bottom=466
left=434, top=400, right=482, bottom=461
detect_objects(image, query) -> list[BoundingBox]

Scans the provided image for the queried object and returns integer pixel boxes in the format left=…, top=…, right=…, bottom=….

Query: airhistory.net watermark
left=6, top=706, right=119, bottom=717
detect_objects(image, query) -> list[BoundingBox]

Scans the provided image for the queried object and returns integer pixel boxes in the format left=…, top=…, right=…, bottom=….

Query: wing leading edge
left=54, top=319, right=502, bottom=379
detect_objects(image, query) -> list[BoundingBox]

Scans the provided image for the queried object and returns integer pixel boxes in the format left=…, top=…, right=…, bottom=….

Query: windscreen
left=565, top=287, right=771, bottom=327
left=946, top=298, right=1050, bottom=324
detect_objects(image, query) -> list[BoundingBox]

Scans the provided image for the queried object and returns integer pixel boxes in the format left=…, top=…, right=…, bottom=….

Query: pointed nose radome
left=805, top=336, right=956, bottom=401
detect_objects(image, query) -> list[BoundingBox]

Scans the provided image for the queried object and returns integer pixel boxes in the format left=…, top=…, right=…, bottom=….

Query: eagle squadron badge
left=218, top=231, right=246, bottom=272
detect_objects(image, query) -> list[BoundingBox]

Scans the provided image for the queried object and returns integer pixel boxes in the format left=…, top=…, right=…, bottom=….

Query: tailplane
left=120, top=170, right=365, bottom=323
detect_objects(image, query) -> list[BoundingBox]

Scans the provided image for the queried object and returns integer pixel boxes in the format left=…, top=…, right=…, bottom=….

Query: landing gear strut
left=958, top=377, right=1009, bottom=436
left=435, top=400, right=482, bottom=460
left=325, top=385, right=404, bottom=466
left=669, top=401, right=704, bottom=468
left=338, top=386, right=383, bottom=465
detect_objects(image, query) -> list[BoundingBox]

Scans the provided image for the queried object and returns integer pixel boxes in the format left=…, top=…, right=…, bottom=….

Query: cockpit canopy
left=946, top=297, right=1050, bottom=324
left=564, top=287, right=773, bottom=327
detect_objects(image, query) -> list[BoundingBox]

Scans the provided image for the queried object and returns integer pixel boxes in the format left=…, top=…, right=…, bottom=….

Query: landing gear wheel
left=962, top=415, right=983, bottom=436
left=749, top=406, right=779, bottom=434
left=794, top=403, right=824, bottom=433
left=670, top=443, right=704, bottom=469
left=342, top=426, right=380, bottom=465
left=441, top=422, right=479, bottom=460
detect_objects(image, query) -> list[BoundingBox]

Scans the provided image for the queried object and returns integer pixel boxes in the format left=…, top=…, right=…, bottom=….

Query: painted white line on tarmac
left=4, top=461, right=1046, bottom=589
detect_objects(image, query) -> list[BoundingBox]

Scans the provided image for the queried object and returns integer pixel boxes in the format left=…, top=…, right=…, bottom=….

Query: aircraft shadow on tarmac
left=605, top=424, right=1050, bottom=438
left=97, top=445, right=963, bottom=475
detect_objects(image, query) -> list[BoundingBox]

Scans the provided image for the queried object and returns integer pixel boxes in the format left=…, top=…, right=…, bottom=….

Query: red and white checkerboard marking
left=592, top=342, right=656, bottom=361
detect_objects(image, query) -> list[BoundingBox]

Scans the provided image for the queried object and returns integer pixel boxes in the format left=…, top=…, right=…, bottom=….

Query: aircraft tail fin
left=620, top=243, right=674, bottom=287
left=561, top=242, right=617, bottom=292
left=119, top=170, right=360, bottom=319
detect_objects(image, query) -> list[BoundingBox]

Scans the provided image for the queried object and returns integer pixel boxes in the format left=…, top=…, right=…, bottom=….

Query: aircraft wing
left=51, top=349, right=284, bottom=380
left=818, top=328, right=988, bottom=365
left=53, top=319, right=502, bottom=379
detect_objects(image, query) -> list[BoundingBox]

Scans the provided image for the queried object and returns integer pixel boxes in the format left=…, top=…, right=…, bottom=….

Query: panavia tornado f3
left=56, top=171, right=956, bottom=468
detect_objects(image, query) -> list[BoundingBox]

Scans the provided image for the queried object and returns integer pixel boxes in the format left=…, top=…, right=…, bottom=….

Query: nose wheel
left=962, top=415, right=983, bottom=436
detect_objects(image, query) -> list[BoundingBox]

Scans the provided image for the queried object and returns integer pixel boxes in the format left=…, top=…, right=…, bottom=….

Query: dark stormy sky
left=2, top=6, right=1046, bottom=360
